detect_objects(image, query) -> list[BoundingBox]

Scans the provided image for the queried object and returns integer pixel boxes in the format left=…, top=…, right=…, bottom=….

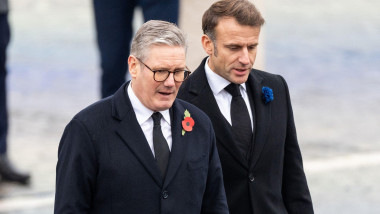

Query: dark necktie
left=152, top=112, right=170, bottom=179
left=225, top=83, right=253, bottom=160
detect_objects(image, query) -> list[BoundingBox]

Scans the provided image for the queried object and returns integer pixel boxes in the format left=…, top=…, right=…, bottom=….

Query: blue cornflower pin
left=262, top=86, right=274, bottom=104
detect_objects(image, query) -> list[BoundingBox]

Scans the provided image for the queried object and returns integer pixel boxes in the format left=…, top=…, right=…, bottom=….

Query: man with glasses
left=54, top=20, right=228, bottom=214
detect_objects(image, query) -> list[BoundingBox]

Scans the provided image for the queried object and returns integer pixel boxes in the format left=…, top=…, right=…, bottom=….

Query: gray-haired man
left=54, top=20, right=228, bottom=214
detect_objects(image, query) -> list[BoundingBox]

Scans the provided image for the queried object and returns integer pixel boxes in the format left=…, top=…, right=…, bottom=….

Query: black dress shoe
left=0, top=154, right=30, bottom=185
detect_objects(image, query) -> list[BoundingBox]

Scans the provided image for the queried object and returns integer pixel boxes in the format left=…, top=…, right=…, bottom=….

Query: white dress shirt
left=127, top=84, right=172, bottom=156
left=204, top=58, right=254, bottom=130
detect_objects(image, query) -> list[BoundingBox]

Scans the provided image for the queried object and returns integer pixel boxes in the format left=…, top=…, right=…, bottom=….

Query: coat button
left=249, top=173, right=255, bottom=182
left=162, top=190, right=169, bottom=199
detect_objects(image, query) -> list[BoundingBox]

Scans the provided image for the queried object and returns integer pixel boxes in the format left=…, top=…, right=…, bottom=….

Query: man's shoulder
left=72, top=96, right=113, bottom=125
left=182, top=58, right=207, bottom=82
left=250, top=68, right=288, bottom=88
left=178, top=60, right=208, bottom=99
left=251, top=68, right=282, bottom=80
left=175, top=99, right=208, bottom=116
left=174, top=98, right=211, bottom=124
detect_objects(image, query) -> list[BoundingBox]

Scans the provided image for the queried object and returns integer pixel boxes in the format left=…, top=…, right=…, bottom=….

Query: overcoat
left=178, top=58, right=314, bottom=214
left=55, top=82, right=228, bottom=214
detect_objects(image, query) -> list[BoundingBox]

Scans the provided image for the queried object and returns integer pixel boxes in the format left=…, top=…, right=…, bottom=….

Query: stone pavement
left=0, top=0, right=380, bottom=213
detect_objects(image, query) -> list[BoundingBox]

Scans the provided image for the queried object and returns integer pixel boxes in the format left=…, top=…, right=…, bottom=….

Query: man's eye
left=156, top=70, right=168, bottom=73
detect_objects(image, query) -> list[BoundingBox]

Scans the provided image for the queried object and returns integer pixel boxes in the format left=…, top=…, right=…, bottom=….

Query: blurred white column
left=180, top=0, right=265, bottom=71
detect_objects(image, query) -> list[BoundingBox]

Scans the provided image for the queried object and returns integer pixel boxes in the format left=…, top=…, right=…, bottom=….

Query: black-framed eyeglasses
left=136, top=58, right=191, bottom=82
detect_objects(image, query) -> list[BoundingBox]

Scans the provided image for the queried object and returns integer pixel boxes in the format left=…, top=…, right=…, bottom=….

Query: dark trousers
left=93, top=0, right=179, bottom=98
left=0, top=13, right=10, bottom=154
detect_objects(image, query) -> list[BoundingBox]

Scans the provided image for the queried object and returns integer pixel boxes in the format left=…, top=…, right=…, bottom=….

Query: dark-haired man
left=178, top=0, right=314, bottom=213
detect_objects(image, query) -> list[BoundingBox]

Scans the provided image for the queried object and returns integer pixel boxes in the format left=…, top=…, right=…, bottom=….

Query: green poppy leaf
left=184, top=109, right=191, bottom=118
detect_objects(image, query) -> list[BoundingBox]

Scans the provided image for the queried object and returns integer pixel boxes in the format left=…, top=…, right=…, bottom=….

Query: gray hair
left=130, top=20, right=187, bottom=61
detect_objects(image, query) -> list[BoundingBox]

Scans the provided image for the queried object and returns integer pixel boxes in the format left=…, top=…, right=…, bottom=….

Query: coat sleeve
left=54, top=118, right=97, bottom=214
left=280, top=76, right=314, bottom=214
left=201, top=123, right=229, bottom=214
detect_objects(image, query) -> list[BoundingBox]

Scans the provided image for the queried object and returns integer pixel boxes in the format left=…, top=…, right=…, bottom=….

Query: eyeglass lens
left=154, top=70, right=189, bottom=82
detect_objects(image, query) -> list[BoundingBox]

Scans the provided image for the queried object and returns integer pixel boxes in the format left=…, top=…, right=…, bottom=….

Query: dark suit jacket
left=54, top=82, right=228, bottom=214
left=177, top=58, right=314, bottom=214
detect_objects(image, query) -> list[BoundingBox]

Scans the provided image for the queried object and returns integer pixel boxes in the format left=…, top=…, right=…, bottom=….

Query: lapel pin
left=262, top=86, right=274, bottom=104
left=182, top=109, right=195, bottom=136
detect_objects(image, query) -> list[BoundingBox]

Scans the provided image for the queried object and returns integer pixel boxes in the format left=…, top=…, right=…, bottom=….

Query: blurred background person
left=93, top=0, right=179, bottom=98
left=0, top=0, right=30, bottom=184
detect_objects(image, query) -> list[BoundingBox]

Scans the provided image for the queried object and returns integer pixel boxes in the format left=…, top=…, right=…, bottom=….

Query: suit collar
left=162, top=101, right=188, bottom=187
left=112, top=83, right=188, bottom=187
left=127, top=83, right=171, bottom=126
left=204, top=57, right=230, bottom=95
left=204, top=57, right=249, bottom=95
left=113, top=82, right=163, bottom=186
left=112, top=81, right=132, bottom=121
left=188, top=58, right=210, bottom=95
left=188, top=59, right=272, bottom=170
left=188, top=58, right=248, bottom=169
left=246, top=72, right=272, bottom=170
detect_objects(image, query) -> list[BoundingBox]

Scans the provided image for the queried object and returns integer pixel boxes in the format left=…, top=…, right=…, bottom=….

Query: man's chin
left=154, top=101, right=175, bottom=111
left=232, top=75, right=250, bottom=84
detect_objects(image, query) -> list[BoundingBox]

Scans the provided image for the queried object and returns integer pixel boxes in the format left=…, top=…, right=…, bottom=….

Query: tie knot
left=152, top=112, right=162, bottom=126
left=225, top=83, right=241, bottom=97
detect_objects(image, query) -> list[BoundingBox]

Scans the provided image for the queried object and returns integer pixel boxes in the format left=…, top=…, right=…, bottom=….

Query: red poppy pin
left=182, top=109, right=194, bottom=136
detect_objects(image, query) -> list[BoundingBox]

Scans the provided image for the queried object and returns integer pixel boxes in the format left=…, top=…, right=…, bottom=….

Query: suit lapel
left=247, top=72, right=272, bottom=170
left=187, top=59, right=248, bottom=169
left=113, top=82, right=163, bottom=187
left=163, top=101, right=188, bottom=187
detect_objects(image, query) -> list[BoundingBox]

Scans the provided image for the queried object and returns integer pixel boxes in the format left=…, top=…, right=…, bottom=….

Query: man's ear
left=201, top=34, right=214, bottom=56
left=128, top=55, right=139, bottom=78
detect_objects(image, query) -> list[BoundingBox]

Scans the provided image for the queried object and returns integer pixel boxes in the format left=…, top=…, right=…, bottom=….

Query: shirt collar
left=127, top=83, right=171, bottom=125
left=204, top=57, right=248, bottom=94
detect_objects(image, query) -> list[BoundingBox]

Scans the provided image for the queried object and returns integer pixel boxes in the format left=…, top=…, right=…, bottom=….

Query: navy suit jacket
left=177, top=58, right=314, bottom=214
left=54, top=82, right=228, bottom=214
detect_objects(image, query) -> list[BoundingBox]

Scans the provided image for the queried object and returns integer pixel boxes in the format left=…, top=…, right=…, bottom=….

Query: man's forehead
left=214, top=21, right=260, bottom=43
left=144, top=45, right=186, bottom=67
left=217, top=33, right=260, bottom=46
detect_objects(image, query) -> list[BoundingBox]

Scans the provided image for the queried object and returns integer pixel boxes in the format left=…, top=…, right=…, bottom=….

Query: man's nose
left=239, top=48, right=250, bottom=65
left=164, top=73, right=175, bottom=86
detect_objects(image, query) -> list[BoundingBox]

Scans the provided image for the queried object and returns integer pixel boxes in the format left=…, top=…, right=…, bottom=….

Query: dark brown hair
left=202, top=0, right=265, bottom=42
